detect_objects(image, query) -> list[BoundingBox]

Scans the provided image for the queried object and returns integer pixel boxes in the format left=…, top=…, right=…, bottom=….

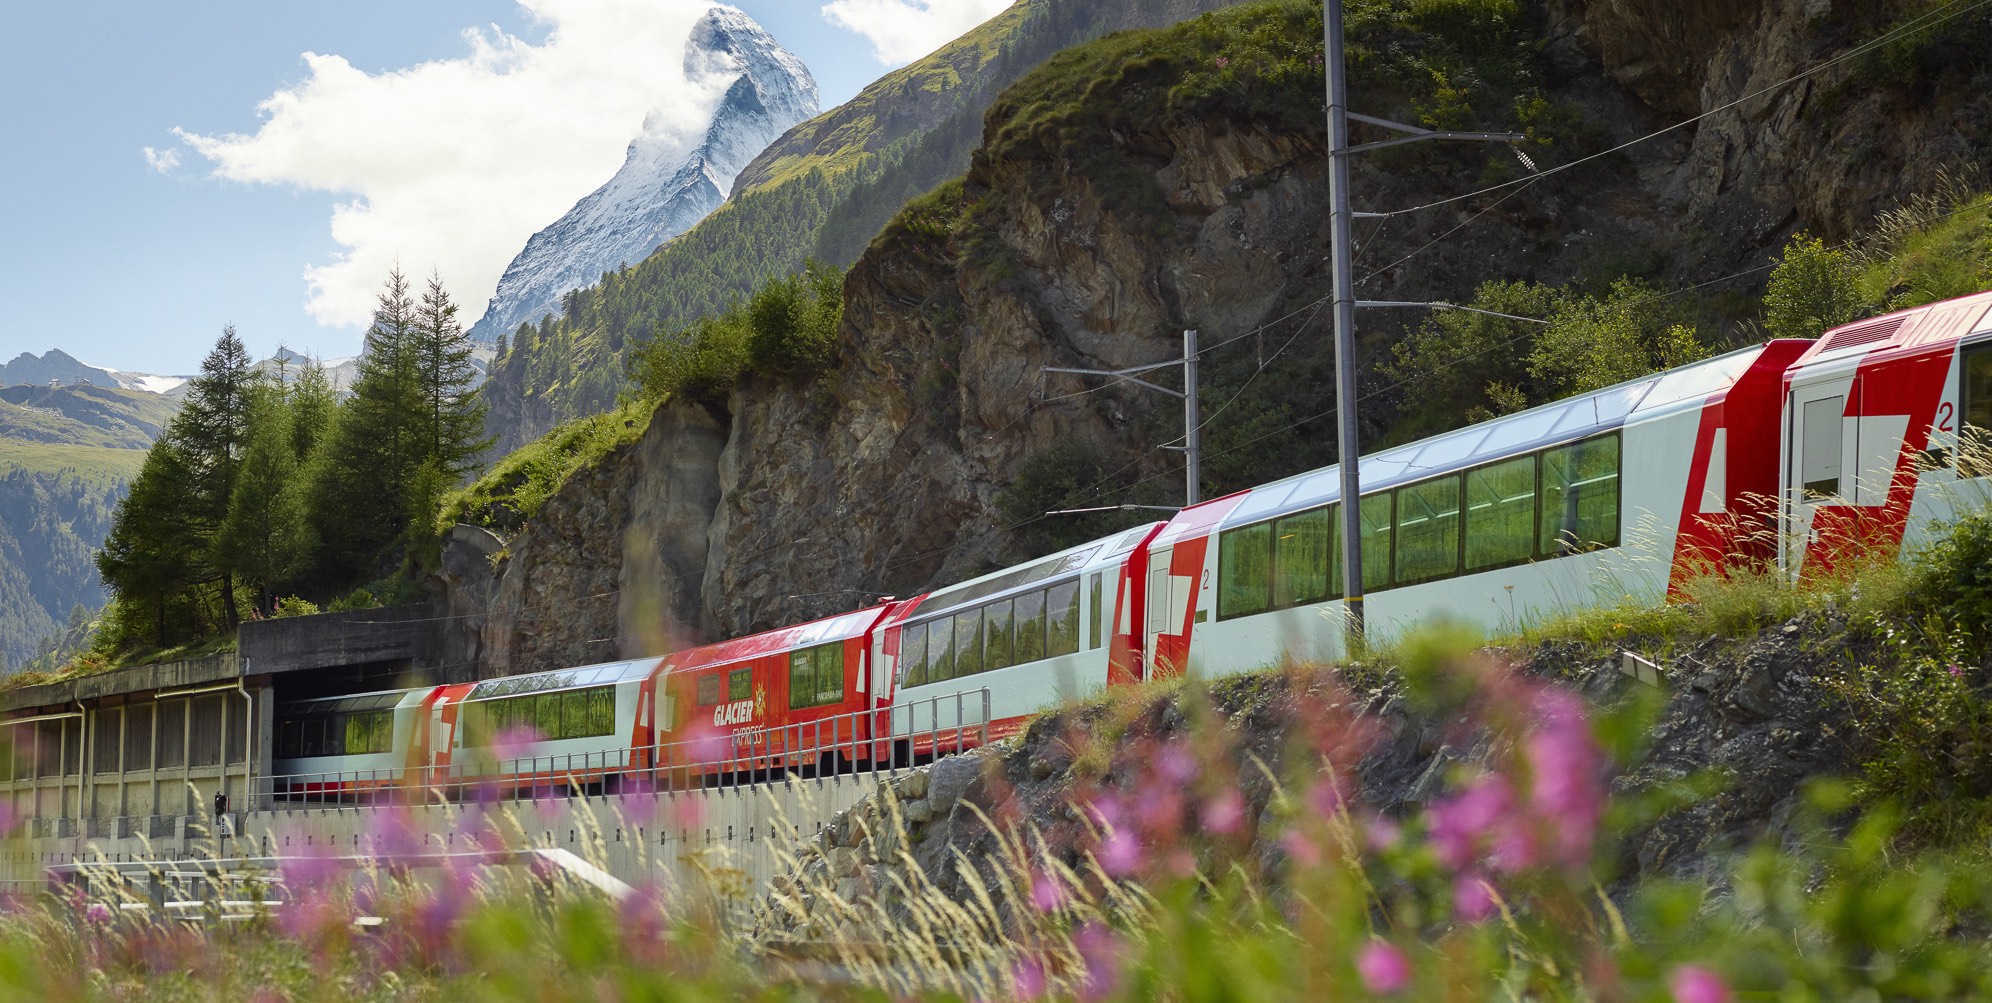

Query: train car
left=439, top=657, right=663, bottom=793
left=873, top=523, right=1165, bottom=755
left=650, top=605, right=899, bottom=779
left=272, top=687, right=437, bottom=797
left=1781, top=291, right=1992, bottom=576
left=1141, top=339, right=1810, bottom=674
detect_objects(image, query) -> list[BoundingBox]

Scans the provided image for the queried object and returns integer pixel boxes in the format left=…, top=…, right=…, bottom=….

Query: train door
left=1144, top=548, right=1172, bottom=678
left=1785, top=379, right=1856, bottom=573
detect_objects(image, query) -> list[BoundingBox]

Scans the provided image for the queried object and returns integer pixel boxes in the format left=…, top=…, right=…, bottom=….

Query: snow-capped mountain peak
left=465, top=6, right=818, bottom=343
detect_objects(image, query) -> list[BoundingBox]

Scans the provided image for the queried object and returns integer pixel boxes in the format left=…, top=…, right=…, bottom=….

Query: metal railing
left=251, top=689, right=993, bottom=810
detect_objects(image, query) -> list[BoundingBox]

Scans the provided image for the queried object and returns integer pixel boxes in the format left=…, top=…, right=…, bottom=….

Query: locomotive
left=272, top=290, right=1992, bottom=796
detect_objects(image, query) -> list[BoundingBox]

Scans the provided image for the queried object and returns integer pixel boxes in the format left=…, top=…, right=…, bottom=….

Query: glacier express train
left=270, top=290, right=1992, bottom=796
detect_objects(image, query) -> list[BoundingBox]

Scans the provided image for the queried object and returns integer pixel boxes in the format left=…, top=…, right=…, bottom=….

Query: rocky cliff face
left=466, top=8, right=818, bottom=344
left=440, top=0, right=1992, bottom=673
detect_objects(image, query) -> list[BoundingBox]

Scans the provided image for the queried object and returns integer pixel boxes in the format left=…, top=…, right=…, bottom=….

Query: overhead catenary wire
left=1355, top=0, right=1989, bottom=222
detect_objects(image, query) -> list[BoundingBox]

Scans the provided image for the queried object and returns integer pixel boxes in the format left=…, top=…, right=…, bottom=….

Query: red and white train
left=272, top=290, right=1992, bottom=795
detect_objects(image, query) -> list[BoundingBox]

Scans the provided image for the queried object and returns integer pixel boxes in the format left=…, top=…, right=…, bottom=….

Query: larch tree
left=412, top=271, right=491, bottom=478
left=96, top=438, right=204, bottom=648
left=219, top=384, right=314, bottom=615
left=308, top=268, right=426, bottom=586
left=172, top=324, right=260, bottom=628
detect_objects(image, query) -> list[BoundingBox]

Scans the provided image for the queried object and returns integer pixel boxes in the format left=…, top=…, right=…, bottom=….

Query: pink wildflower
left=1669, top=965, right=1731, bottom=1003
left=84, top=902, right=111, bottom=926
left=1201, top=789, right=1246, bottom=835
left=1074, top=922, right=1122, bottom=1002
left=1155, top=742, right=1199, bottom=785
left=1029, top=870, right=1067, bottom=913
left=1949, top=663, right=1966, bottom=679
left=1307, top=776, right=1346, bottom=819
left=1525, top=688, right=1605, bottom=861
left=1453, top=872, right=1496, bottom=923
left=1098, top=826, right=1143, bottom=877
left=1355, top=940, right=1411, bottom=994
left=1365, top=815, right=1402, bottom=851
left=1010, top=956, right=1047, bottom=1000
left=1279, top=828, right=1323, bottom=869
left=1214, top=56, right=1231, bottom=69
left=1427, top=774, right=1515, bottom=871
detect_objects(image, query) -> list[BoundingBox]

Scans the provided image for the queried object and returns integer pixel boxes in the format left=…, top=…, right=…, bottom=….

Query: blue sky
left=0, top=1, right=1004, bottom=374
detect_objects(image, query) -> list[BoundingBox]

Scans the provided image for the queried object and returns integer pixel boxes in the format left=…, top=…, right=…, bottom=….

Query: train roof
left=888, top=522, right=1163, bottom=626
left=463, top=656, right=665, bottom=701
left=1156, top=340, right=1786, bottom=545
left=1788, top=290, right=1992, bottom=376
left=277, top=687, right=430, bottom=713
left=662, top=605, right=895, bottom=674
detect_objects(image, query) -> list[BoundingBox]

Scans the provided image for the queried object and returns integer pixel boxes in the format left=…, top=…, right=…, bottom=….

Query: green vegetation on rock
left=439, top=400, right=654, bottom=537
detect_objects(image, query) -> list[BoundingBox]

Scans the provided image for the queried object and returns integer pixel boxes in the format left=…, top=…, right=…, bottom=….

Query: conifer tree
left=412, top=271, right=491, bottom=478
left=311, top=268, right=473, bottom=587
left=287, top=355, right=337, bottom=461
left=220, top=385, right=313, bottom=615
left=96, top=438, right=203, bottom=648
left=172, top=324, right=260, bottom=628
left=309, top=269, right=425, bottom=585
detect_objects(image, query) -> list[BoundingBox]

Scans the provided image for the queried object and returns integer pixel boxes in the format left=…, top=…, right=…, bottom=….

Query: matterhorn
left=467, top=7, right=817, bottom=342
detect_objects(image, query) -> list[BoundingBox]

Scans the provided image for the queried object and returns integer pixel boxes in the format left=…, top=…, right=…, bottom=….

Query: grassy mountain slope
left=0, top=385, right=171, bottom=671
left=477, top=0, right=1248, bottom=455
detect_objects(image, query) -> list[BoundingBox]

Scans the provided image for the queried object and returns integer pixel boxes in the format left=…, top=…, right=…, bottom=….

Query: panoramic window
left=984, top=598, right=1015, bottom=671
left=789, top=643, right=845, bottom=710
left=1541, top=434, right=1622, bottom=553
left=1465, top=455, right=1537, bottom=570
left=727, top=668, right=752, bottom=702
left=1274, top=507, right=1331, bottom=608
left=954, top=607, right=986, bottom=677
left=1395, top=476, right=1462, bottom=583
left=1047, top=579, right=1082, bottom=657
left=1015, top=590, right=1046, bottom=665
left=1961, top=344, right=1992, bottom=475
left=1329, top=493, right=1395, bottom=596
left=898, top=622, right=928, bottom=687
left=1218, top=522, right=1273, bottom=619
left=927, top=614, right=956, bottom=684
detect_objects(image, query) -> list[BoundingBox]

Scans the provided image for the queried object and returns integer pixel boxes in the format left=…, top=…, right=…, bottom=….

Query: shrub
left=1763, top=234, right=1872, bottom=340
left=271, top=596, right=320, bottom=619
left=627, top=312, right=751, bottom=407
left=744, top=261, right=843, bottom=378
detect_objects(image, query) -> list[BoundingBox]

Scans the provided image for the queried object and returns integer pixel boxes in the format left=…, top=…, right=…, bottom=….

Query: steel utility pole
left=1182, top=328, right=1201, bottom=506
left=1044, top=329, right=1202, bottom=508
left=1325, top=0, right=1365, bottom=641
left=1322, top=0, right=1524, bottom=647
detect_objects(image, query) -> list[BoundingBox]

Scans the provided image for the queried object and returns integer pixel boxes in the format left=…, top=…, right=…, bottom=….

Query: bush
left=1912, top=507, right=1992, bottom=637
left=745, top=261, right=844, bottom=378
left=271, top=596, right=320, bottom=619
left=1763, top=233, right=1872, bottom=340
left=627, top=312, right=751, bottom=406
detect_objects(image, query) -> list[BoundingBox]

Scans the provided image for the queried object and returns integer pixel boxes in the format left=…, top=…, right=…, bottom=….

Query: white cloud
left=820, top=0, right=1011, bottom=66
left=141, top=146, right=180, bottom=173
left=174, top=0, right=732, bottom=329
